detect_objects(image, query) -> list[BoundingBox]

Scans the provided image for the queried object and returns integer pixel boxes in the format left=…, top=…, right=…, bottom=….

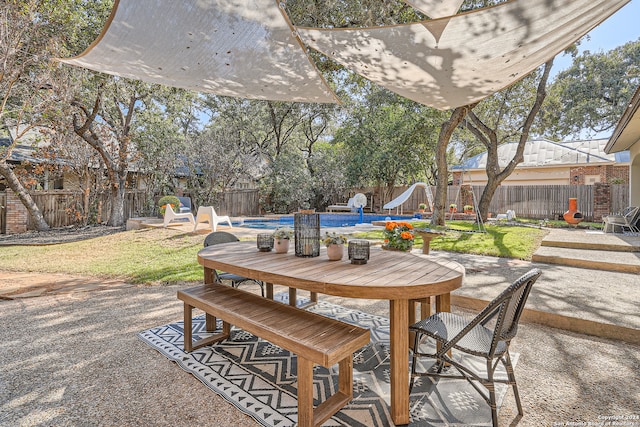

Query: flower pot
left=326, top=244, right=344, bottom=261
left=274, top=238, right=290, bottom=253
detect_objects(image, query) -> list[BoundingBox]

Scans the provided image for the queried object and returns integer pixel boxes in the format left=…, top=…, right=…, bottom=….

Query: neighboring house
left=0, top=126, right=64, bottom=191
left=0, top=124, right=150, bottom=192
left=452, top=138, right=630, bottom=186
left=605, top=84, right=640, bottom=206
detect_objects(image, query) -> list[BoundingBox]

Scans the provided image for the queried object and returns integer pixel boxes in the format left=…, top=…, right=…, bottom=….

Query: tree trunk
left=0, top=162, right=50, bottom=231
left=431, top=105, right=474, bottom=226
left=471, top=60, right=553, bottom=222
left=108, top=173, right=127, bottom=227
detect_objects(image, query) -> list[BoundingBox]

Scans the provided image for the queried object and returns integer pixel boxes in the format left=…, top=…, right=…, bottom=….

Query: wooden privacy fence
left=26, top=190, right=150, bottom=229
left=379, top=184, right=629, bottom=222
left=211, top=189, right=260, bottom=217
left=15, top=189, right=260, bottom=231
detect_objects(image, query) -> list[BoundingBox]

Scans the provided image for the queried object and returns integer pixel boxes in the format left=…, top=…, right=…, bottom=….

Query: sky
left=553, top=0, right=640, bottom=75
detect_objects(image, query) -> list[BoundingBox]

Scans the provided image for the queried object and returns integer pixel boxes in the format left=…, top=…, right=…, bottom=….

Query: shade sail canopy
left=59, top=0, right=338, bottom=104
left=59, top=0, right=628, bottom=110
left=298, top=0, right=630, bottom=110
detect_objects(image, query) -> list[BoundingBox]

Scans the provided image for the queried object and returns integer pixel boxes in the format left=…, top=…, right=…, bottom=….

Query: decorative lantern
left=294, top=213, right=320, bottom=257
left=348, top=239, right=370, bottom=265
left=256, top=233, right=274, bottom=252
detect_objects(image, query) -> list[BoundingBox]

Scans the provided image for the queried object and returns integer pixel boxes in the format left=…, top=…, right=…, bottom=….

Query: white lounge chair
left=327, top=197, right=356, bottom=212
left=193, top=206, right=233, bottom=232
left=163, top=203, right=195, bottom=228
left=327, top=193, right=367, bottom=212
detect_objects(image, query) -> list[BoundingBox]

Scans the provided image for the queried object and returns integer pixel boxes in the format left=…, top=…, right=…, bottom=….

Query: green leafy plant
left=158, top=195, right=180, bottom=215
left=464, top=205, right=474, bottom=212
left=383, top=221, right=415, bottom=251
left=419, top=203, right=427, bottom=210
left=449, top=203, right=457, bottom=209
left=322, top=232, right=347, bottom=246
left=272, top=227, right=293, bottom=240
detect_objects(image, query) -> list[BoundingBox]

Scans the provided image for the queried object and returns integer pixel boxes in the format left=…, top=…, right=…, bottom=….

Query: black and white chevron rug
left=138, top=295, right=516, bottom=426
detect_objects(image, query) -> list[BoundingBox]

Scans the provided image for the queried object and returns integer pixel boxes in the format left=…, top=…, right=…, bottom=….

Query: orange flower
left=400, top=231, right=414, bottom=240
left=385, top=222, right=398, bottom=230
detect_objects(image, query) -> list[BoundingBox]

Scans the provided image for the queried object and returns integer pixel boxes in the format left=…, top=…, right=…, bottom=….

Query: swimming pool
left=236, top=213, right=416, bottom=229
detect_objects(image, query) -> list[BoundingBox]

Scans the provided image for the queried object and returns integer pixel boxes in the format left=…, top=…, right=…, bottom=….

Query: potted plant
left=464, top=205, right=474, bottom=214
left=323, top=232, right=347, bottom=260
left=418, top=203, right=427, bottom=213
left=158, top=195, right=180, bottom=216
left=382, top=221, right=414, bottom=251
left=449, top=203, right=457, bottom=213
left=272, top=227, right=293, bottom=253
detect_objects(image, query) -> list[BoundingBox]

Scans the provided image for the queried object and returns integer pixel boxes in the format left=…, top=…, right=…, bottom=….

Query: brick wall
left=569, top=165, right=629, bottom=185
left=593, top=183, right=611, bottom=221
left=5, top=191, right=28, bottom=234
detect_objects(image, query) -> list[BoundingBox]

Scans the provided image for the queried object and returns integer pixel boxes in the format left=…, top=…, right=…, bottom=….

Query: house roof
left=1, top=126, right=52, bottom=164
left=453, top=138, right=630, bottom=171
left=605, top=84, right=640, bottom=153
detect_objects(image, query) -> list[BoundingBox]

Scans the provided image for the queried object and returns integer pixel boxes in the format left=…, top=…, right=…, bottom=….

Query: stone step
left=532, top=246, right=640, bottom=274
left=540, top=230, right=640, bottom=252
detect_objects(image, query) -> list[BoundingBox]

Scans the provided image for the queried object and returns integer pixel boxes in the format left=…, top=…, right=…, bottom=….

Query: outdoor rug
left=138, top=295, right=516, bottom=426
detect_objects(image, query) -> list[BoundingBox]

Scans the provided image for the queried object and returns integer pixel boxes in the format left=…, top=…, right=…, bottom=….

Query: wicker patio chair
left=409, top=268, right=543, bottom=427
left=602, top=206, right=640, bottom=233
left=203, top=231, right=265, bottom=297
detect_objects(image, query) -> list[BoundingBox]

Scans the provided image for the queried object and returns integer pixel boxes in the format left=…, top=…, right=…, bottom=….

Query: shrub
left=158, top=195, right=180, bottom=215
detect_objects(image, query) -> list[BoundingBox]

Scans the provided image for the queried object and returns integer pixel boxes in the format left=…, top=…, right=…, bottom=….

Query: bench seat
left=178, top=283, right=370, bottom=427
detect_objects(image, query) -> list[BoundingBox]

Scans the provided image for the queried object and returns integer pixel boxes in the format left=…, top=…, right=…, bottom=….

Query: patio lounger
left=603, top=206, right=639, bottom=233
left=163, top=203, right=195, bottom=227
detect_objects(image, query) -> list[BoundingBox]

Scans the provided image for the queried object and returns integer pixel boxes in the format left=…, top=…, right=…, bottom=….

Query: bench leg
left=183, top=302, right=231, bottom=353
left=337, top=357, right=353, bottom=399
left=297, top=357, right=314, bottom=427
left=184, top=302, right=194, bottom=353
left=205, top=313, right=217, bottom=332
left=297, top=356, right=354, bottom=427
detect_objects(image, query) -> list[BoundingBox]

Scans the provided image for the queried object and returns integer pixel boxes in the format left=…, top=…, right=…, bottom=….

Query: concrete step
left=532, top=246, right=640, bottom=274
left=540, top=230, right=640, bottom=252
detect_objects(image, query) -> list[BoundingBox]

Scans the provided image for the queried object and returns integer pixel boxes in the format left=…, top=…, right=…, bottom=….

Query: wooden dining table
left=198, top=241, right=464, bottom=425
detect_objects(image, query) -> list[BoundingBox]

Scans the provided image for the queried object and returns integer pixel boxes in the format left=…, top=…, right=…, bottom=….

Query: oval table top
left=198, top=241, right=464, bottom=300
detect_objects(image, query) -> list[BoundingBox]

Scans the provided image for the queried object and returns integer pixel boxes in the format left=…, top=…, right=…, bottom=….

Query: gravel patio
left=1, top=278, right=638, bottom=426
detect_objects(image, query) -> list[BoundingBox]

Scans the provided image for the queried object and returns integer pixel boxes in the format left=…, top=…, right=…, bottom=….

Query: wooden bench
left=177, top=283, right=371, bottom=427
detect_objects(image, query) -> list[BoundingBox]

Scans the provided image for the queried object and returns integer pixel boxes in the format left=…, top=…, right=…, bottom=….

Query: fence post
left=592, top=183, right=610, bottom=221
left=5, top=191, right=28, bottom=234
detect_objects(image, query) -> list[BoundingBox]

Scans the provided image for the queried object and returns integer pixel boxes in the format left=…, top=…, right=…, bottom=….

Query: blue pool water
left=235, top=213, right=415, bottom=229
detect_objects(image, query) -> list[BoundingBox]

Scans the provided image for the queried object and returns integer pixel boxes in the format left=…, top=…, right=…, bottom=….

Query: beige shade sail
left=402, top=0, right=464, bottom=19
left=58, top=0, right=339, bottom=104
left=298, top=0, right=630, bottom=110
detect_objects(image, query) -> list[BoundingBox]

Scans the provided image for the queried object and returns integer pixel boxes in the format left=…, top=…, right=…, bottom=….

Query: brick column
left=5, top=191, right=28, bottom=234
left=592, top=183, right=610, bottom=222
left=460, top=184, right=474, bottom=209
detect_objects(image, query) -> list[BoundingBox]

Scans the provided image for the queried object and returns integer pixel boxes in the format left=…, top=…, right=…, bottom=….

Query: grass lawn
left=354, top=220, right=547, bottom=260
left=0, top=228, right=207, bottom=284
left=0, top=222, right=547, bottom=285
